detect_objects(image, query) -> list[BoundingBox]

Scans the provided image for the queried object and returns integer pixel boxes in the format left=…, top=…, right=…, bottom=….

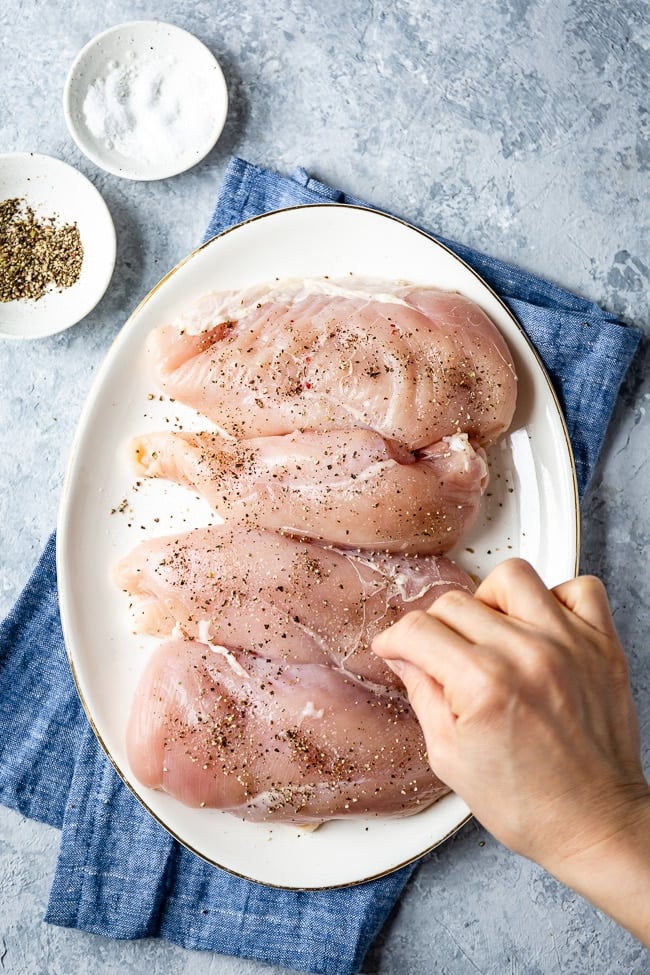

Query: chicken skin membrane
left=129, top=428, right=489, bottom=554
left=127, top=638, right=449, bottom=822
left=148, top=278, right=517, bottom=450
left=114, top=524, right=476, bottom=690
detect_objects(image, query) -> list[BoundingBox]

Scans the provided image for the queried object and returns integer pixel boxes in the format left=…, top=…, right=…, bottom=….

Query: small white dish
left=0, top=153, right=116, bottom=340
left=63, top=21, right=229, bottom=181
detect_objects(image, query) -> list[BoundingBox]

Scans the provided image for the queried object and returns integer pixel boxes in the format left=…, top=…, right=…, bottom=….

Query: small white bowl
left=0, top=153, right=116, bottom=340
left=63, top=21, right=229, bottom=181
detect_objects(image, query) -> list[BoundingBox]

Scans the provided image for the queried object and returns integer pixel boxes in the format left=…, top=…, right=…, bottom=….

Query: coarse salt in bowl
left=63, top=21, right=228, bottom=181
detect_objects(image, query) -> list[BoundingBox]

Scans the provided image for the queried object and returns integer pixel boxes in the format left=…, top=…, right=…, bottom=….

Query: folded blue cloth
left=0, top=158, right=641, bottom=975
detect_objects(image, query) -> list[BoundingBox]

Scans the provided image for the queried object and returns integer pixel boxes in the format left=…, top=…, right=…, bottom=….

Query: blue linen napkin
left=0, top=157, right=641, bottom=975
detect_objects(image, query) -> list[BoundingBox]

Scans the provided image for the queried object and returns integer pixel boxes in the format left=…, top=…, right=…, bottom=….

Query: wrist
left=541, top=786, right=650, bottom=945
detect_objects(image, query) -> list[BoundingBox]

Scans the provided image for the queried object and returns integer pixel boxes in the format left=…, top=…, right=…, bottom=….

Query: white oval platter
left=57, top=204, right=579, bottom=889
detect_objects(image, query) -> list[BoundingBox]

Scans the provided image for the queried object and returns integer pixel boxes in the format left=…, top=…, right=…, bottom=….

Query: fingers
left=474, top=560, right=621, bottom=647
left=551, top=575, right=620, bottom=640
left=472, top=558, right=567, bottom=626
left=373, top=609, right=490, bottom=717
left=382, top=656, right=457, bottom=781
left=459, top=560, right=610, bottom=655
left=375, top=562, right=599, bottom=676
left=422, top=559, right=567, bottom=653
left=373, top=609, right=473, bottom=690
left=426, top=584, right=529, bottom=649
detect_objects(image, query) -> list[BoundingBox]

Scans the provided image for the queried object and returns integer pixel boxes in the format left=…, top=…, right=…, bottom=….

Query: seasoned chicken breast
left=114, top=524, right=476, bottom=689
left=148, top=278, right=517, bottom=450
left=127, top=638, right=449, bottom=823
left=128, top=428, right=488, bottom=554
left=118, top=275, right=516, bottom=825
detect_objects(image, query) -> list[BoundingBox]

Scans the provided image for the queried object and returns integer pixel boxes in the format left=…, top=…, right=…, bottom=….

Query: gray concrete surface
left=1, top=0, right=649, bottom=972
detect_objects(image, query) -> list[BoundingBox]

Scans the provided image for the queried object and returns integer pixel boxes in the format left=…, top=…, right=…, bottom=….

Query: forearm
left=541, top=790, right=650, bottom=946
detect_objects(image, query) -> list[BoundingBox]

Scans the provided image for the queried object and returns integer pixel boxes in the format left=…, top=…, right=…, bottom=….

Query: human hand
left=373, top=559, right=650, bottom=941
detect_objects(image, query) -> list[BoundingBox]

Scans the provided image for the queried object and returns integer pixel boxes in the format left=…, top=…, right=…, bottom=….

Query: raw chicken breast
left=129, top=428, right=489, bottom=554
left=127, top=638, right=449, bottom=822
left=148, top=278, right=517, bottom=450
left=118, top=274, right=517, bottom=827
left=114, top=524, right=475, bottom=689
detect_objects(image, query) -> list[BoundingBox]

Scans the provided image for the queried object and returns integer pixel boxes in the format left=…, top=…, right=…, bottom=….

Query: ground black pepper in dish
left=0, top=197, right=84, bottom=302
